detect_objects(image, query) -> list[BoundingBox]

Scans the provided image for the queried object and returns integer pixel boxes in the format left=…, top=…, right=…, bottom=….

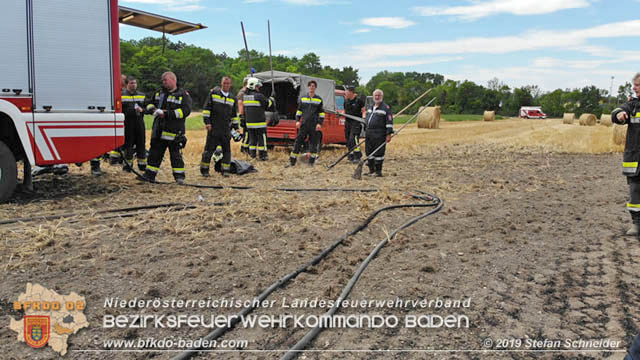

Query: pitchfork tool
left=353, top=97, right=437, bottom=180
left=327, top=87, right=433, bottom=170
left=240, top=21, right=252, bottom=74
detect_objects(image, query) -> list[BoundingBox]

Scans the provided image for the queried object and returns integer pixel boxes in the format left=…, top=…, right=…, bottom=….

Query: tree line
left=121, top=37, right=633, bottom=117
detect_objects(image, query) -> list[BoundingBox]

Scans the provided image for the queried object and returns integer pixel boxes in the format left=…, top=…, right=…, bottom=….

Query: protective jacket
left=122, top=89, right=145, bottom=121
left=146, top=87, right=192, bottom=141
left=203, top=88, right=239, bottom=134
left=243, top=89, right=272, bottom=129
left=365, top=102, right=393, bottom=137
left=344, top=96, right=365, bottom=118
left=296, top=94, right=325, bottom=129
left=613, top=98, right=640, bottom=176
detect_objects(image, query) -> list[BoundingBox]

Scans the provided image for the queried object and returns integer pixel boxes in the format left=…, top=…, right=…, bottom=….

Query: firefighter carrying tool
left=243, top=78, right=273, bottom=161
left=200, top=76, right=239, bottom=177
left=121, top=75, right=147, bottom=172
left=363, top=89, right=392, bottom=177
left=140, top=71, right=192, bottom=184
left=289, top=80, right=325, bottom=167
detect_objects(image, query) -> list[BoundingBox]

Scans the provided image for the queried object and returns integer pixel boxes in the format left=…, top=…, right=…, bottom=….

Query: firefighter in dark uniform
left=344, top=85, right=365, bottom=163
left=200, top=76, right=239, bottom=177
left=243, top=78, right=273, bottom=161
left=364, top=88, right=393, bottom=177
left=612, top=73, right=640, bottom=235
left=121, top=75, right=147, bottom=172
left=289, top=80, right=325, bottom=166
left=140, top=71, right=192, bottom=184
left=236, top=78, right=250, bottom=155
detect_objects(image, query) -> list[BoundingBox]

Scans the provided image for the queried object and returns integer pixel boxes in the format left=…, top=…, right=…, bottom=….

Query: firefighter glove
left=153, top=109, right=164, bottom=117
left=213, top=146, right=223, bottom=163
left=175, top=133, right=188, bottom=149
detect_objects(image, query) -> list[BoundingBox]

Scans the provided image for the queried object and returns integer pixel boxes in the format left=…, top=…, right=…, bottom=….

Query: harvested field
left=0, top=117, right=637, bottom=359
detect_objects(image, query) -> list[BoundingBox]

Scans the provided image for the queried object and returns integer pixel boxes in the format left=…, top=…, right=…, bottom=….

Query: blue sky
left=119, top=0, right=640, bottom=94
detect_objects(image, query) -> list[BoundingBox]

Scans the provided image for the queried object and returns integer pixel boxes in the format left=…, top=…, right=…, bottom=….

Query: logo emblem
left=24, top=315, right=50, bottom=348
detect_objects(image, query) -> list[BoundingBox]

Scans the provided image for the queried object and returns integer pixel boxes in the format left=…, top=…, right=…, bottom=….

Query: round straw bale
left=483, top=110, right=495, bottom=122
left=579, top=113, right=596, bottom=126
left=417, top=106, right=441, bottom=129
left=613, top=124, right=627, bottom=145
left=600, top=114, right=612, bottom=127
left=562, top=113, right=575, bottom=124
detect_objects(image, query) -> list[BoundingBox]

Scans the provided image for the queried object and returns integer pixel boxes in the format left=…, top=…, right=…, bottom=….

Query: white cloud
left=349, top=20, right=640, bottom=60
left=354, top=28, right=371, bottom=33
left=281, top=0, right=350, bottom=5
left=358, top=57, right=464, bottom=69
left=360, top=17, right=415, bottom=29
left=413, top=0, right=591, bottom=20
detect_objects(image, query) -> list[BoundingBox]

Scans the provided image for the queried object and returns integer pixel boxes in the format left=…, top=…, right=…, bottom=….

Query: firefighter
left=344, top=85, right=365, bottom=163
left=107, top=74, right=130, bottom=165
left=243, top=78, right=273, bottom=161
left=612, top=73, right=640, bottom=235
left=236, top=78, right=251, bottom=155
left=121, top=75, right=147, bottom=172
left=200, top=76, right=239, bottom=177
left=289, top=80, right=325, bottom=166
left=364, top=89, right=393, bottom=177
left=140, top=71, right=192, bottom=184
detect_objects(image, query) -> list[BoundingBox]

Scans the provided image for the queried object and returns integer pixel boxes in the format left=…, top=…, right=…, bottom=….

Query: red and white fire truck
left=0, top=0, right=123, bottom=202
left=519, top=106, right=547, bottom=119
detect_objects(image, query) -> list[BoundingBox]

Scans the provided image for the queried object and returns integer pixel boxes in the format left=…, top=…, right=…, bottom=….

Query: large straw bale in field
left=579, top=113, right=596, bottom=126
left=562, top=113, right=575, bottom=124
left=483, top=111, right=495, bottom=122
left=613, top=124, right=627, bottom=145
left=600, top=114, right=612, bottom=127
left=417, top=106, right=441, bottom=129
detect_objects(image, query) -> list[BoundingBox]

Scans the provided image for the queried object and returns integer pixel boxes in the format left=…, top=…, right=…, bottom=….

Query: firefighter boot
left=308, top=156, right=316, bottom=166
left=289, top=155, right=297, bottom=167
left=366, top=159, right=376, bottom=176
left=138, top=170, right=156, bottom=183
left=52, top=164, right=69, bottom=175
left=375, top=162, right=383, bottom=177
left=352, top=151, right=362, bottom=164
left=259, top=151, right=268, bottom=161
left=137, top=159, right=147, bottom=172
left=122, top=160, right=133, bottom=172
left=90, top=160, right=103, bottom=176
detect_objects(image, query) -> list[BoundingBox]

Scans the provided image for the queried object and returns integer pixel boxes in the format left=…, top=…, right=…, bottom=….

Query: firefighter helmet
left=247, top=77, right=262, bottom=90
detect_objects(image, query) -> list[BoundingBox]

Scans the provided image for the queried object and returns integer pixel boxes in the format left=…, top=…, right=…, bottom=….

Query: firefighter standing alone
left=140, top=71, right=192, bottom=184
left=289, top=80, right=325, bottom=166
left=121, top=75, right=147, bottom=172
left=612, top=72, right=640, bottom=235
left=243, top=78, right=273, bottom=161
left=200, top=76, right=239, bottom=177
left=364, top=89, right=393, bottom=177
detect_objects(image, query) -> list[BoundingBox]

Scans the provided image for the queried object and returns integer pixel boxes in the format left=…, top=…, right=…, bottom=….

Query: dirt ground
left=0, top=118, right=638, bottom=359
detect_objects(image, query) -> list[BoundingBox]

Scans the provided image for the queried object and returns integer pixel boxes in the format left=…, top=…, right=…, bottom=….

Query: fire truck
left=519, top=106, right=547, bottom=119
left=0, top=0, right=122, bottom=202
left=251, top=71, right=348, bottom=146
left=0, top=1, right=205, bottom=203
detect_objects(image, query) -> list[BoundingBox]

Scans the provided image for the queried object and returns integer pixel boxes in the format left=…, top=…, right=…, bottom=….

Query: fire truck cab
left=0, top=0, right=124, bottom=202
left=251, top=71, right=347, bottom=146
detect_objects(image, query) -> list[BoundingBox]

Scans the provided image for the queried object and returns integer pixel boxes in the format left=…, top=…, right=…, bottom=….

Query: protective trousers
left=201, top=132, right=231, bottom=174
left=290, top=126, right=321, bottom=165
left=248, top=128, right=267, bottom=160
left=144, top=137, right=185, bottom=181
left=345, top=119, right=362, bottom=159
left=627, top=176, right=640, bottom=224
left=123, top=116, right=147, bottom=171
left=365, top=134, right=386, bottom=175
left=241, top=124, right=250, bottom=154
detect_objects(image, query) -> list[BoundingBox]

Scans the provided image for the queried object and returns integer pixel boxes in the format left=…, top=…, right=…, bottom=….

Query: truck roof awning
left=118, top=6, right=206, bottom=35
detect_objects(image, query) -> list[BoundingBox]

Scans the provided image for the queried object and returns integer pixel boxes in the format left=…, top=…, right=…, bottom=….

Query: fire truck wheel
left=0, top=141, right=17, bottom=203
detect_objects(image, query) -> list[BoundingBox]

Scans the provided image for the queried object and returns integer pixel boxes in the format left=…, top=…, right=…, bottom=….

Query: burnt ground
left=0, top=139, right=638, bottom=360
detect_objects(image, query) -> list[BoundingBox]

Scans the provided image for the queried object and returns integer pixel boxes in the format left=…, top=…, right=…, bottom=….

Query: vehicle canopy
left=252, top=70, right=337, bottom=112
